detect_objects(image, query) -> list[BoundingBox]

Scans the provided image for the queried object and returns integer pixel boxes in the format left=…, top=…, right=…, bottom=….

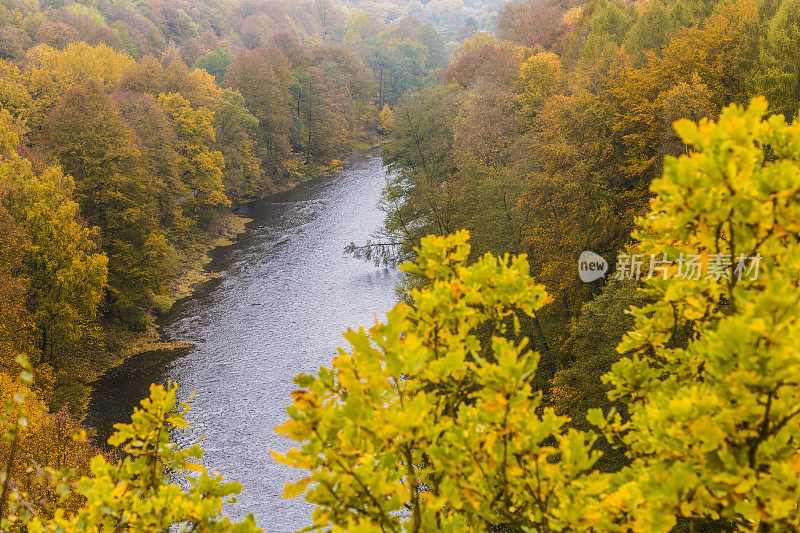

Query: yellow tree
left=42, top=84, right=169, bottom=321
left=24, top=43, right=134, bottom=126
left=0, top=110, right=107, bottom=369
left=1, top=362, right=260, bottom=532
left=276, top=232, right=607, bottom=531
left=516, top=51, right=564, bottom=122
left=158, top=92, right=230, bottom=215
left=597, top=97, right=800, bottom=530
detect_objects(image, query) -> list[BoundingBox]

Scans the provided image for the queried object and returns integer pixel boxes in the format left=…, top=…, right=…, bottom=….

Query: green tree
left=517, top=51, right=565, bottom=122
left=286, top=97, right=800, bottom=531
left=194, top=48, right=232, bottom=85
left=224, top=46, right=293, bottom=175
left=370, top=85, right=461, bottom=262
left=597, top=97, right=800, bottom=530
left=3, top=375, right=260, bottom=532
left=551, top=279, right=646, bottom=428
left=754, top=0, right=800, bottom=119
left=113, top=92, right=189, bottom=239
left=276, top=231, right=605, bottom=531
left=214, top=89, right=266, bottom=202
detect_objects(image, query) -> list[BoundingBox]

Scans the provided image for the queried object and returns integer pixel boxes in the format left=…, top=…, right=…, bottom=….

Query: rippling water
left=86, top=148, right=401, bottom=531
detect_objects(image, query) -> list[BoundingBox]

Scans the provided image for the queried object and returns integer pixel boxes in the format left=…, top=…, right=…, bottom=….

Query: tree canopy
left=279, top=97, right=800, bottom=532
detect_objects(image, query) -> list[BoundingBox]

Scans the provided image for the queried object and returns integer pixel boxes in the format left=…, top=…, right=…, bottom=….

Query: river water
left=86, top=148, right=401, bottom=531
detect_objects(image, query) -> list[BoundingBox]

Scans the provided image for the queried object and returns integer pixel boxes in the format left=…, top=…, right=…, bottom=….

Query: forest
left=2, top=0, right=800, bottom=529
left=0, top=0, right=464, bottom=409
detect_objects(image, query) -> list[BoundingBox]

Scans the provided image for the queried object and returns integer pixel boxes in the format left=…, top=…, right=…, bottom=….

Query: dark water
left=86, top=148, right=400, bottom=531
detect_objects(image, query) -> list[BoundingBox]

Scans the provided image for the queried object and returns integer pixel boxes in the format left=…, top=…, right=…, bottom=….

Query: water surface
left=86, top=148, right=400, bottom=531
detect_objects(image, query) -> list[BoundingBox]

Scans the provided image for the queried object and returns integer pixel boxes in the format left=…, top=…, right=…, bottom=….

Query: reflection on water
left=86, top=149, right=400, bottom=531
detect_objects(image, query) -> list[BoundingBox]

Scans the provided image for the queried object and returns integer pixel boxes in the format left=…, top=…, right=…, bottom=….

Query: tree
left=453, top=79, right=516, bottom=169
left=597, top=97, right=800, bottom=530
left=214, top=89, right=267, bottom=201
left=445, top=41, right=530, bottom=90
left=754, top=0, right=800, bottom=119
left=623, top=0, right=683, bottom=59
left=660, top=74, right=716, bottom=157
left=194, top=48, right=233, bottom=84
left=119, top=55, right=221, bottom=108
left=0, top=179, right=33, bottom=375
left=0, top=60, right=33, bottom=121
left=158, top=91, right=230, bottom=216
left=3, top=374, right=260, bottom=532
left=300, top=64, right=352, bottom=161
left=1, top=110, right=107, bottom=368
left=0, top=27, right=31, bottom=61
left=385, top=18, right=447, bottom=69
left=650, top=0, right=758, bottom=111
left=517, top=51, right=565, bottom=121
left=378, top=103, right=393, bottom=134
left=276, top=231, right=605, bottom=531
left=0, top=367, right=101, bottom=523
left=224, top=46, right=293, bottom=175
left=376, top=38, right=430, bottom=104
left=497, top=0, right=566, bottom=51
left=112, top=92, right=188, bottom=237
left=42, top=83, right=169, bottom=319
left=284, top=97, right=800, bottom=531
left=377, top=85, right=462, bottom=259
left=550, top=279, right=646, bottom=428
left=24, top=42, right=133, bottom=124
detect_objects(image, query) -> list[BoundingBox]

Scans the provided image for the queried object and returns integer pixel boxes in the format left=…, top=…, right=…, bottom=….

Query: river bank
left=83, top=210, right=250, bottom=385
left=84, top=154, right=365, bottom=387
left=85, top=148, right=400, bottom=529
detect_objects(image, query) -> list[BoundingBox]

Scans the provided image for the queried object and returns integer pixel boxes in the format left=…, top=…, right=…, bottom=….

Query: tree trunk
left=531, top=309, right=556, bottom=387
left=0, top=434, right=19, bottom=519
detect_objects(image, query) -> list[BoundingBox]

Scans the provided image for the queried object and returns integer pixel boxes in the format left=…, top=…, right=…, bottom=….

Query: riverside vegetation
left=0, top=0, right=457, bottom=482
left=2, top=0, right=800, bottom=530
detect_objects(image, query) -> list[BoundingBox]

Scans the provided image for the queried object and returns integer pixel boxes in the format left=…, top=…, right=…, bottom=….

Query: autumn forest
left=1, top=0, right=800, bottom=530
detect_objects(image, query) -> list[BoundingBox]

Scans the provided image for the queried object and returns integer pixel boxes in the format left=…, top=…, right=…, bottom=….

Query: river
left=85, top=148, right=401, bottom=531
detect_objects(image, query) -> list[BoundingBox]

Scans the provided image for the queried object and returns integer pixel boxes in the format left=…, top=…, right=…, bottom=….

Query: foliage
left=596, top=96, right=800, bottom=530
left=158, top=92, right=230, bottom=211
left=0, top=369, right=99, bottom=522
left=224, top=46, right=293, bottom=174
left=42, top=83, right=169, bottom=317
left=753, top=0, right=800, bottom=119
left=0, top=110, right=107, bottom=370
left=276, top=231, right=607, bottom=531
left=194, top=48, right=233, bottom=84
left=214, top=89, right=267, bottom=201
left=1, top=368, right=260, bottom=532
left=0, top=3, right=442, bottom=526
left=372, top=0, right=776, bottom=420
left=8, top=0, right=800, bottom=530
left=282, top=96, right=800, bottom=532
left=517, top=51, right=564, bottom=121
left=378, top=103, right=394, bottom=134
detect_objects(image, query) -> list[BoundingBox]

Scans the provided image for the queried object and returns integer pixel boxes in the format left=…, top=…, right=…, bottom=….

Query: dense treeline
left=5, top=96, right=800, bottom=529
left=374, top=0, right=800, bottom=425
left=274, top=0, right=800, bottom=526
